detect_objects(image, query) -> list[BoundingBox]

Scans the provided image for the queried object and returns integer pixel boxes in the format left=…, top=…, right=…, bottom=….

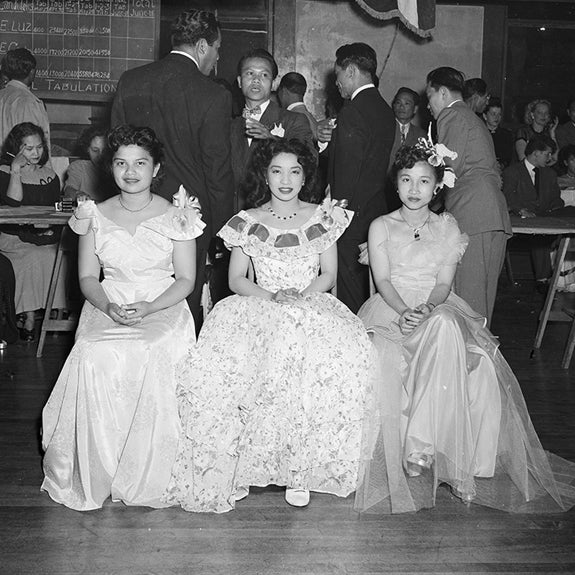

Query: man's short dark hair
left=1, top=48, right=36, bottom=81
left=335, top=43, right=377, bottom=80
left=171, top=10, right=220, bottom=48
left=525, top=134, right=556, bottom=157
left=237, top=48, right=278, bottom=79
left=426, top=67, right=465, bottom=95
left=278, top=72, right=307, bottom=98
left=463, top=78, right=487, bottom=100
left=393, top=87, right=420, bottom=107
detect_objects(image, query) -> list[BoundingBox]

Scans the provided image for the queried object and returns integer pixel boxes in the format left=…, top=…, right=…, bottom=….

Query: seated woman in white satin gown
left=355, top=143, right=575, bottom=514
left=41, top=126, right=204, bottom=511
left=163, top=138, right=375, bottom=513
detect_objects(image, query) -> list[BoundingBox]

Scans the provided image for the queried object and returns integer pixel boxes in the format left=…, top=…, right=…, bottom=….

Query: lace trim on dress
left=218, top=198, right=353, bottom=260
left=68, top=200, right=205, bottom=240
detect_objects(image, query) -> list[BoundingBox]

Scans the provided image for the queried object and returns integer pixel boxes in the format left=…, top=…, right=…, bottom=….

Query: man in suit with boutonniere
left=111, top=9, right=235, bottom=330
left=231, top=49, right=316, bottom=210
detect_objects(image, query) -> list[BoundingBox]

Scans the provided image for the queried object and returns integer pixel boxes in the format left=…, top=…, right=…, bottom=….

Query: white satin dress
left=41, top=200, right=204, bottom=511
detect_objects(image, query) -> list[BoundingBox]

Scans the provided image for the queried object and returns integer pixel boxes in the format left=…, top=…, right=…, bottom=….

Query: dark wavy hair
left=1, top=48, right=36, bottom=81
left=237, top=48, right=278, bottom=79
left=106, top=125, right=164, bottom=190
left=2, top=122, right=49, bottom=167
left=391, top=145, right=445, bottom=185
left=335, top=43, right=377, bottom=80
left=75, top=125, right=108, bottom=159
left=171, top=10, right=220, bottom=48
left=242, top=139, right=318, bottom=208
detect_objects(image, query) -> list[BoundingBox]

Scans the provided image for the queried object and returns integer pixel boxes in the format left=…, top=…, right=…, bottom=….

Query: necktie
left=401, top=124, right=408, bottom=144
left=533, top=167, right=540, bottom=198
left=243, top=105, right=261, bottom=119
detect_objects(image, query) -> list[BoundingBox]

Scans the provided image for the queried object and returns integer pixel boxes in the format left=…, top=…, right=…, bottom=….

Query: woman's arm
left=418, top=262, right=456, bottom=314
left=301, top=242, right=337, bottom=295
left=228, top=246, right=274, bottom=299
left=77, top=231, right=137, bottom=325
left=369, top=219, right=410, bottom=315
left=127, top=239, right=196, bottom=319
left=515, top=138, right=527, bottom=162
left=4, top=153, right=28, bottom=204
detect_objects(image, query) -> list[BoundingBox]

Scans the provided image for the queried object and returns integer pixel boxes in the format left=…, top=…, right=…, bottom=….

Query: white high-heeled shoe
left=234, top=486, right=249, bottom=501
left=285, top=488, right=310, bottom=507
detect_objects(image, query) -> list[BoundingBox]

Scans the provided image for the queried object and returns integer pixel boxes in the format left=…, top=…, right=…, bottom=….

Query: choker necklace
left=268, top=205, right=297, bottom=221
left=119, top=194, right=153, bottom=213
left=399, top=210, right=430, bottom=241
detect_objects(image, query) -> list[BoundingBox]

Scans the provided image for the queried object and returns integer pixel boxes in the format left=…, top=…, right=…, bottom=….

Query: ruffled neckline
left=69, top=199, right=205, bottom=240
left=218, top=199, right=353, bottom=260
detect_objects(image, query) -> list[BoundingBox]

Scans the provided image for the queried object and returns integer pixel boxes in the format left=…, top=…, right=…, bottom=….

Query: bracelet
left=10, top=170, right=21, bottom=176
left=426, top=302, right=436, bottom=311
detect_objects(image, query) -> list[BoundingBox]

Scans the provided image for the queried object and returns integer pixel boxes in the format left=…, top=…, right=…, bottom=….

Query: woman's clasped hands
left=398, top=303, right=435, bottom=335
left=271, top=288, right=302, bottom=303
left=106, top=301, right=152, bottom=325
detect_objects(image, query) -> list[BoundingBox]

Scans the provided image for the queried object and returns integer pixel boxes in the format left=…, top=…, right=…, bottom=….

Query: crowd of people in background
left=1, top=8, right=575, bottom=516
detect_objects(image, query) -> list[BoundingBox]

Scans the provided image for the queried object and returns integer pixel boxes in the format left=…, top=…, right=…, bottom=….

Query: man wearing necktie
left=503, top=134, right=565, bottom=288
left=230, top=49, right=316, bottom=210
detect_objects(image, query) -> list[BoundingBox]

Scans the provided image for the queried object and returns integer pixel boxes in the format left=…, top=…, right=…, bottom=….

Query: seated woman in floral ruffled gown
left=164, top=138, right=375, bottom=512
left=355, top=143, right=575, bottom=514
left=41, top=126, right=205, bottom=511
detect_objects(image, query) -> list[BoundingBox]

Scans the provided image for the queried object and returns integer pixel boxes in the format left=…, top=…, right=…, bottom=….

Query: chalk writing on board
left=0, top=0, right=159, bottom=101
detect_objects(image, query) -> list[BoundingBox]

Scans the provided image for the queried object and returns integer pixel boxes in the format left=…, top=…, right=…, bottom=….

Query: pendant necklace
left=268, top=205, right=297, bottom=220
left=119, top=194, right=154, bottom=213
left=399, top=210, right=430, bottom=241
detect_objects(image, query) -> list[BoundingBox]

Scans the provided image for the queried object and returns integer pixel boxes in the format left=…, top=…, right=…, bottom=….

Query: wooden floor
left=1, top=274, right=574, bottom=575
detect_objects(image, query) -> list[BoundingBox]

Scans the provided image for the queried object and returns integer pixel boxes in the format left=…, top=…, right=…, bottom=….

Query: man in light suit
left=321, top=43, right=395, bottom=313
left=231, top=49, right=316, bottom=210
left=503, top=134, right=564, bottom=285
left=111, top=10, right=235, bottom=329
left=427, top=67, right=511, bottom=326
left=386, top=87, right=426, bottom=211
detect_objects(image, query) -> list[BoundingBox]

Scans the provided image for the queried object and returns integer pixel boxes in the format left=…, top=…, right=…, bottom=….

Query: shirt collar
left=351, top=83, right=375, bottom=101
left=446, top=99, right=463, bottom=108
left=171, top=50, right=200, bottom=70
left=7, top=79, right=29, bottom=90
left=524, top=158, right=537, bottom=173
left=287, top=102, right=305, bottom=111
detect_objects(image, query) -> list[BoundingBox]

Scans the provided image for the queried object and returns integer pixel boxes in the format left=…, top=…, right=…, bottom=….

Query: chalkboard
left=0, top=0, right=161, bottom=102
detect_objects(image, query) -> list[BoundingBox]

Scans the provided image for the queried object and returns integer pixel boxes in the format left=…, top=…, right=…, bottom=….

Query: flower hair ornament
left=414, top=127, right=458, bottom=188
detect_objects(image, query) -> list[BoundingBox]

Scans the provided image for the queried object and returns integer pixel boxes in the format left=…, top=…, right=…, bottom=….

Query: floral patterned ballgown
left=164, top=200, right=375, bottom=513
left=41, top=200, right=204, bottom=511
left=355, top=212, right=575, bottom=514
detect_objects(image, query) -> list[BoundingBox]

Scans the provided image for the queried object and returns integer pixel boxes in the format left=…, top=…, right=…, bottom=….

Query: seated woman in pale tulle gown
left=163, top=138, right=375, bottom=513
left=355, top=143, right=575, bottom=514
left=41, top=126, right=205, bottom=511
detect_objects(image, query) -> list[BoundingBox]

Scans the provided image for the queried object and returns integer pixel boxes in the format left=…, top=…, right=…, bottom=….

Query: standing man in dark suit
left=503, top=134, right=565, bottom=288
left=320, top=43, right=395, bottom=313
left=426, top=67, right=512, bottom=326
left=111, top=10, right=235, bottom=328
left=231, top=49, right=316, bottom=210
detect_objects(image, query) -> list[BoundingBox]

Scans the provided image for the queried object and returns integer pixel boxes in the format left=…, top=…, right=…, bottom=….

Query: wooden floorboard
left=1, top=276, right=574, bottom=575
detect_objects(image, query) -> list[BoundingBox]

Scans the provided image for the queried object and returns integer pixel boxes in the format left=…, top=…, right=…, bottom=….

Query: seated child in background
left=64, top=126, right=115, bottom=202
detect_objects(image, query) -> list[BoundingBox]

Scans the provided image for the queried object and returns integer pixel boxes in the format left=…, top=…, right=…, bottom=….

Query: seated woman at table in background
left=0, top=122, right=64, bottom=341
left=557, top=144, right=575, bottom=190
left=355, top=143, right=575, bottom=514
left=41, top=125, right=204, bottom=511
left=63, top=125, right=115, bottom=202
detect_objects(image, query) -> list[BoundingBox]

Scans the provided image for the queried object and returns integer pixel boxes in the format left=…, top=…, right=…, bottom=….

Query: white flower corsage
left=172, top=185, right=202, bottom=231
left=320, top=197, right=349, bottom=226
left=270, top=123, right=285, bottom=138
left=414, top=126, right=458, bottom=188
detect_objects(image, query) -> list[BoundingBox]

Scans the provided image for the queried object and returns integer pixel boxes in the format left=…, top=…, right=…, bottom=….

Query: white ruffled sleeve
left=145, top=206, right=206, bottom=240
left=441, top=212, right=469, bottom=265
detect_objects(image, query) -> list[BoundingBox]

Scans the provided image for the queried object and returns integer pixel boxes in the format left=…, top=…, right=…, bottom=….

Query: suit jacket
left=502, top=161, right=564, bottom=215
left=111, top=53, right=235, bottom=239
left=328, top=87, right=395, bottom=236
left=389, top=121, right=426, bottom=171
left=230, top=101, right=316, bottom=207
left=437, top=101, right=511, bottom=236
left=556, top=121, right=575, bottom=152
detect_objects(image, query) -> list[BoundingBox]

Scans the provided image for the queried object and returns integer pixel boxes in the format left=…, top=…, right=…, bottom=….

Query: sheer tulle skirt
left=355, top=292, right=575, bottom=514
